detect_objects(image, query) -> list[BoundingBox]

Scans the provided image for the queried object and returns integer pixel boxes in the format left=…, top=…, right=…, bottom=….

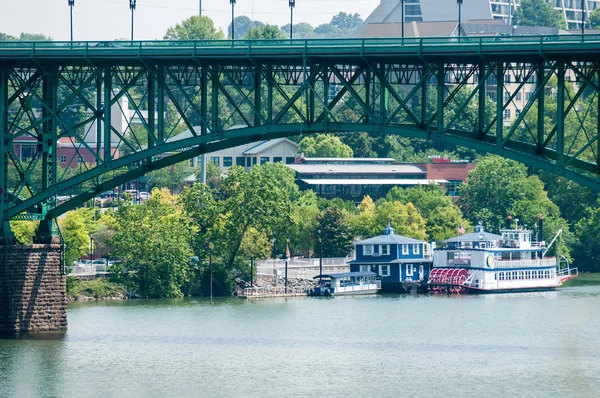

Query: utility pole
left=582, top=0, right=586, bottom=35
left=68, top=0, right=75, bottom=42
left=129, top=0, right=137, bottom=41
left=199, top=0, right=202, bottom=16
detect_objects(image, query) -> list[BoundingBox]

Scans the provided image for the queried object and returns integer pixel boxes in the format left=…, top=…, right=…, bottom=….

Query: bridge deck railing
left=2, top=35, right=600, bottom=59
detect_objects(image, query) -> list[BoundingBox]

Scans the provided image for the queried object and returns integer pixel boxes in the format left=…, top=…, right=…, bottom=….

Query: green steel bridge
left=1, top=35, right=600, bottom=239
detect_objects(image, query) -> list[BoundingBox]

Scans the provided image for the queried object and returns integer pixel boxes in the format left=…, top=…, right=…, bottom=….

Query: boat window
left=525, top=271, right=531, bottom=279
left=532, top=270, right=538, bottom=279
left=544, top=270, right=550, bottom=279
left=380, top=245, right=390, bottom=256
left=518, top=271, right=524, bottom=280
left=359, top=265, right=371, bottom=272
left=480, top=242, right=486, bottom=249
left=363, top=245, right=374, bottom=256
left=512, top=271, right=517, bottom=280
left=406, top=264, right=414, bottom=277
left=380, top=265, right=390, bottom=277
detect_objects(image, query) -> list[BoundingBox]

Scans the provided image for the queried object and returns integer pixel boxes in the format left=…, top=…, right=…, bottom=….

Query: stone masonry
left=0, top=240, right=67, bottom=332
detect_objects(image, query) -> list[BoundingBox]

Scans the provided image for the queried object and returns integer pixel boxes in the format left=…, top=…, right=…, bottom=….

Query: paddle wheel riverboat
left=428, top=217, right=578, bottom=294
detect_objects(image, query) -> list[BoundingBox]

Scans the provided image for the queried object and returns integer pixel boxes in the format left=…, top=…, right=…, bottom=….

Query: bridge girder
left=1, top=38, right=600, bottom=238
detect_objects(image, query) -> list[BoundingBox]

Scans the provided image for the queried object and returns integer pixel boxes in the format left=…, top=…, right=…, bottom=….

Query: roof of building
left=301, top=157, right=395, bottom=164
left=242, top=138, right=298, bottom=155
left=444, top=231, right=502, bottom=243
left=166, top=125, right=246, bottom=142
left=300, top=178, right=447, bottom=185
left=357, top=233, right=427, bottom=245
left=288, top=163, right=425, bottom=174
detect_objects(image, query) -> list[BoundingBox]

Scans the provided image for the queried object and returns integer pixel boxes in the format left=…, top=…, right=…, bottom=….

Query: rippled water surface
left=1, top=284, right=600, bottom=397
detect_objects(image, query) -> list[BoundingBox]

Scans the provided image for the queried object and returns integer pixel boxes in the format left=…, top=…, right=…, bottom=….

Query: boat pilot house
left=349, top=224, right=433, bottom=291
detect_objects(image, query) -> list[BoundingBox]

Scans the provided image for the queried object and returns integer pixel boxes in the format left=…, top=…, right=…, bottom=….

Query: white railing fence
left=256, top=257, right=352, bottom=280
left=68, top=264, right=109, bottom=277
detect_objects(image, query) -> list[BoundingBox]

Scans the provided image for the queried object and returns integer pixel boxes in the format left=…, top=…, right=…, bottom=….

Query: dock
left=239, top=286, right=307, bottom=299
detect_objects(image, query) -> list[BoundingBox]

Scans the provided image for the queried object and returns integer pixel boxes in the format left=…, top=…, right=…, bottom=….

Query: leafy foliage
left=315, top=206, right=354, bottom=258
left=513, top=0, right=566, bottom=29
left=164, top=15, right=224, bottom=40
left=298, top=134, right=354, bottom=157
left=572, top=200, right=600, bottom=272
left=244, top=24, right=285, bottom=39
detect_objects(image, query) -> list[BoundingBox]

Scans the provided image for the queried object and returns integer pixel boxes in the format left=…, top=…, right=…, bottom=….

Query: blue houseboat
left=349, top=224, right=433, bottom=292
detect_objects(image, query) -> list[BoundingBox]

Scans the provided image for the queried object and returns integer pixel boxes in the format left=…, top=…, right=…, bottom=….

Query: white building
left=357, top=0, right=598, bottom=32
left=167, top=127, right=299, bottom=172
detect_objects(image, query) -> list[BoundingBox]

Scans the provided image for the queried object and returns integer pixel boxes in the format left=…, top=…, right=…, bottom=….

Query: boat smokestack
left=505, top=215, right=512, bottom=229
left=538, top=215, right=544, bottom=243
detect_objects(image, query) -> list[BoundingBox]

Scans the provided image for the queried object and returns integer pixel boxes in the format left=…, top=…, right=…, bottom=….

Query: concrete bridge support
left=0, top=238, right=67, bottom=333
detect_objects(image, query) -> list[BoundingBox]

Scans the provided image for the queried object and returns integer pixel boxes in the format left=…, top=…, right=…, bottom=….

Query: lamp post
left=68, top=0, right=75, bottom=42
left=289, top=0, right=296, bottom=41
left=230, top=0, right=236, bottom=41
left=401, top=0, right=405, bottom=38
left=457, top=0, right=463, bottom=38
left=318, top=229, right=323, bottom=284
left=199, top=0, right=202, bottom=15
left=129, top=0, right=136, bottom=42
left=582, top=0, right=586, bottom=35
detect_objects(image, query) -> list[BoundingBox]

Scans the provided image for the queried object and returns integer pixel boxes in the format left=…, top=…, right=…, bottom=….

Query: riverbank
left=66, top=278, right=127, bottom=302
left=562, top=272, right=600, bottom=287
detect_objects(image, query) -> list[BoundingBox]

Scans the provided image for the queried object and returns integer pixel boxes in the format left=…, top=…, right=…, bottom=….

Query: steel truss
left=1, top=39, right=600, bottom=238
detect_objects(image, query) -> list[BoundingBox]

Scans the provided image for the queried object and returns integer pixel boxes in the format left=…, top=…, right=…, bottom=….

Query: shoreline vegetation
left=67, top=273, right=600, bottom=303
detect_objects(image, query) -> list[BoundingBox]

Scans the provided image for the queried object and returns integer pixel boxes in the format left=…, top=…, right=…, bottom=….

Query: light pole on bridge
left=230, top=0, right=236, bottom=41
left=401, top=0, right=404, bottom=38
left=289, top=0, right=296, bottom=41
left=129, top=0, right=137, bottom=42
left=457, top=0, right=463, bottom=38
left=68, top=0, right=75, bottom=42
left=582, top=0, right=586, bottom=35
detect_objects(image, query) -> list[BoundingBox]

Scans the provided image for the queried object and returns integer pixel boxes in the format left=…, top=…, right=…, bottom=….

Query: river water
left=1, top=283, right=599, bottom=398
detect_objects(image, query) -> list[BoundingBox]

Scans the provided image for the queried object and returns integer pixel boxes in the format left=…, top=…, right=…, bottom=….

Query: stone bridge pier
left=0, top=238, right=67, bottom=333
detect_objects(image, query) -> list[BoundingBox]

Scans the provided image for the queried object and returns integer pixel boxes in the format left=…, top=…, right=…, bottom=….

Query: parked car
left=91, top=259, right=108, bottom=266
left=139, top=192, right=151, bottom=201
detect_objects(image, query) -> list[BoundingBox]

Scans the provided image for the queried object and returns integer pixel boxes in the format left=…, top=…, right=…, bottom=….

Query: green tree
left=9, top=221, right=38, bottom=244
left=331, top=12, right=363, bottom=30
left=280, top=22, right=316, bottom=38
left=244, top=24, right=284, bottom=39
left=111, top=189, right=197, bottom=298
left=60, top=211, right=91, bottom=266
left=572, top=200, right=600, bottom=272
left=228, top=16, right=264, bottom=39
left=513, top=0, right=566, bottom=29
left=383, top=185, right=470, bottom=242
left=373, top=201, right=428, bottom=240
left=348, top=195, right=377, bottom=239
left=315, top=206, right=354, bottom=258
left=164, top=15, right=224, bottom=40
left=298, top=134, right=354, bottom=157
left=290, top=190, right=320, bottom=256
left=146, top=161, right=191, bottom=192
left=589, top=8, right=600, bottom=28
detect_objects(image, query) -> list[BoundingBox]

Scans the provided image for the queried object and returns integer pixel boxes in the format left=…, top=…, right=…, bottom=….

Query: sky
left=0, top=0, right=381, bottom=41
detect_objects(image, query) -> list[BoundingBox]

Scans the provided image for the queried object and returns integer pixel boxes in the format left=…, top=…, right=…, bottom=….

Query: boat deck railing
left=242, top=285, right=306, bottom=298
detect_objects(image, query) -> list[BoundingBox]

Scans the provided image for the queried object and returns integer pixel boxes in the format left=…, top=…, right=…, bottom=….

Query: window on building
left=487, top=92, right=497, bottom=102
left=359, top=265, right=371, bottom=272
left=273, top=157, right=283, bottom=163
left=236, top=157, right=245, bottom=166
left=480, top=242, right=486, bottom=249
left=76, top=156, right=84, bottom=163
left=252, top=157, right=257, bottom=165
left=406, top=264, right=414, bottom=277
left=515, top=92, right=522, bottom=101
left=223, top=157, right=233, bottom=167
left=363, top=245, right=374, bottom=256
left=503, top=109, right=511, bottom=120
left=402, top=244, right=408, bottom=255
left=210, top=157, right=220, bottom=167
left=260, top=157, right=269, bottom=165
left=413, top=244, right=420, bottom=255
left=504, top=91, right=510, bottom=102
left=380, top=245, right=389, bottom=255
left=60, top=156, right=67, bottom=163
left=526, top=91, right=533, bottom=101
left=286, top=157, right=295, bottom=164
left=380, top=265, right=390, bottom=277
left=246, top=157, right=252, bottom=167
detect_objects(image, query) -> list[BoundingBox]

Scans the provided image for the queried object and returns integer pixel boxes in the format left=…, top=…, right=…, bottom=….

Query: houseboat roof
left=313, top=271, right=376, bottom=279
left=444, top=231, right=502, bottom=243
left=357, top=234, right=427, bottom=245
